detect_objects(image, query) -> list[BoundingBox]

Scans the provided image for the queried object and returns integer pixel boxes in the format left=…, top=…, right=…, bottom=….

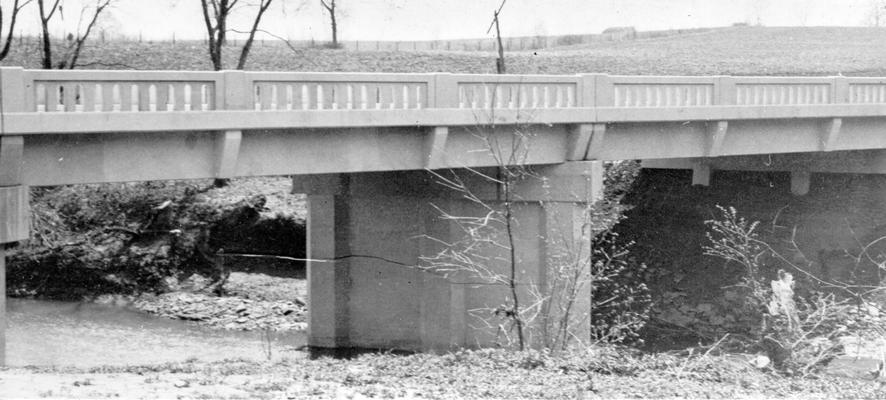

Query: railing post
left=222, top=70, right=251, bottom=110
left=833, top=76, right=849, bottom=104
left=426, top=74, right=458, bottom=169
left=0, top=66, right=30, bottom=367
left=215, top=70, right=248, bottom=179
left=716, top=76, right=736, bottom=105
left=432, top=73, right=458, bottom=108
left=578, top=74, right=596, bottom=108
left=593, top=74, right=614, bottom=107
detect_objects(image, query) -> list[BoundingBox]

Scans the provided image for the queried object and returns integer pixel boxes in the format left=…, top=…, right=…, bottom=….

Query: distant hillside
left=3, top=27, right=886, bottom=76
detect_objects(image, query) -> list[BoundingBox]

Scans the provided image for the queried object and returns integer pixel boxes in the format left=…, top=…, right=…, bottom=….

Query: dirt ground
left=2, top=349, right=885, bottom=399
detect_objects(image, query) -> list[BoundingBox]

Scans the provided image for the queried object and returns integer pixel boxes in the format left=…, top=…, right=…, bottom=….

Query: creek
left=6, top=298, right=307, bottom=368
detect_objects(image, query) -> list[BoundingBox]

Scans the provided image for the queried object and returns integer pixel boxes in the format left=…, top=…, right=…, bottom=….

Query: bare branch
left=235, top=0, right=273, bottom=70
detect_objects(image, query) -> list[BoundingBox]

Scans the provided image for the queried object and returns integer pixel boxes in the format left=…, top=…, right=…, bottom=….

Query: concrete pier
left=294, top=162, right=603, bottom=351
left=0, top=186, right=30, bottom=365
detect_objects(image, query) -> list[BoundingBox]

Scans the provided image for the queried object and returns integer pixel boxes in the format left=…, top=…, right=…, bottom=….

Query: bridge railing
left=22, top=69, right=222, bottom=112
left=4, top=67, right=886, bottom=131
left=246, top=72, right=435, bottom=111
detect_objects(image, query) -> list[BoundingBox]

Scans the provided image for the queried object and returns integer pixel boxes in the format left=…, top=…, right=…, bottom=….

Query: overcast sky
left=11, top=0, right=884, bottom=41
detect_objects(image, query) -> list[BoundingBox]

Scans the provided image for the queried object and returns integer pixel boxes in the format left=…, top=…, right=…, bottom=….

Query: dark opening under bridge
left=2, top=67, right=886, bottom=363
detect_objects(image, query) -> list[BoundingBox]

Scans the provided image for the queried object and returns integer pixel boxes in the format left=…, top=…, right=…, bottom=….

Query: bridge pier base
left=294, top=161, right=603, bottom=351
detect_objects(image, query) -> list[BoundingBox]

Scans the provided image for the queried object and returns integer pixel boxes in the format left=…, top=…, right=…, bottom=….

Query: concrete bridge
left=3, top=67, right=886, bottom=363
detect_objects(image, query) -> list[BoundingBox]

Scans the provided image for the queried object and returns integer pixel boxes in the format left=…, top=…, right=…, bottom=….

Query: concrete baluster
left=566, top=85, right=575, bottom=107
left=93, top=84, right=103, bottom=112
left=415, top=86, right=423, bottom=109
left=141, top=84, right=153, bottom=112
left=346, top=85, right=353, bottom=110
left=131, top=85, right=140, bottom=111
left=113, top=84, right=123, bottom=112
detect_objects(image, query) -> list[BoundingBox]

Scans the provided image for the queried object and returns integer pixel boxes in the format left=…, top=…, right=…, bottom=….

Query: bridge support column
left=692, top=162, right=712, bottom=186
left=791, top=170, right=811, bottom=196
left=293, top=161, right=603, bottom=352
left=0, top=186, right=29, bottom=366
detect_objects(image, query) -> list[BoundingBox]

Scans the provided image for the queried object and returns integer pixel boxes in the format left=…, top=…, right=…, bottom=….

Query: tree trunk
left=0, top=0, right=21, bottom=61
left=494, top=11, right=505, bottom=74
left=330, top=8, right=337, bottom=46
left=236, top=0, right=274, bottom=70
left=321, top=0, right=338, bottom=47
left=38, top=0, right=53, bottom=69
left=200, top=0, right=224, bottom=71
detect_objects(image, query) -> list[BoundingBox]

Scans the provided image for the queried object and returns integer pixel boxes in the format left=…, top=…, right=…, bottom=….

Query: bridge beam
left=292, top=161, right=603, bottom=351
left=820, top=118, right=843, bottom=152
left=706, top=121, right=729, bottom=157
left=424, top=127, right=449, bottom=169
left=214, top=130, right=242, bottom=179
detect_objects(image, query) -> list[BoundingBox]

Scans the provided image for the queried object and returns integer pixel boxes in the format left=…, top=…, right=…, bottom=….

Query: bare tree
left=199, top=0, right=275, bottom=71
left=0, top=0, right=31, bottom=61
left=319, top=0, right=338, bottom=47
left=37, top=0, right=115, bottom=69
left=748, top=0, right=766, bottom=26
left=867, top=0, right=886, bottom=27
left=486, top=0, right=506, bottom=74
left=36, top=0, right=59, bottom=69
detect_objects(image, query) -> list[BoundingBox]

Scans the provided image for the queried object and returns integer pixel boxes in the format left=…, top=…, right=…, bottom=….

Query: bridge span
left=2, top=67, right=886, bottom=362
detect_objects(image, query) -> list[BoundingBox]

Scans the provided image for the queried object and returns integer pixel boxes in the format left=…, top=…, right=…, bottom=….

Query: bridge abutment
left=0, top=186, right=30, bottom=365
left=294, top=161, right=603, bottom=351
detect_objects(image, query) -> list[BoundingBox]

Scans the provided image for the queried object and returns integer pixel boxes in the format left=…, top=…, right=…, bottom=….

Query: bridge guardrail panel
left=24, top=70, right=220, bottom=112
left=448, top=74, right=581, bottom=110
left=845, top=78, right=886, bottom=104
left=732, top=76, right=835, bottom=106
left=245, top=72, right=435, bottom=111
left=606, top=76, right=717, bottom=107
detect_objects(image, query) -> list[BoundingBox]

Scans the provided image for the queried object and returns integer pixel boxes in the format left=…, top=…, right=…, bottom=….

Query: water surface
left=7, top=298, right=306, bottom=368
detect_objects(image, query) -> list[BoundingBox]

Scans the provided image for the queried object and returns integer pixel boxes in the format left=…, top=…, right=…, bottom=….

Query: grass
left=5, top=26, right=886, bottom=76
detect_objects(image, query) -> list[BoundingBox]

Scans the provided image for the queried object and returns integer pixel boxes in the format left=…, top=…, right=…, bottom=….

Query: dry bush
left=704, top=205, right=886, bottom=375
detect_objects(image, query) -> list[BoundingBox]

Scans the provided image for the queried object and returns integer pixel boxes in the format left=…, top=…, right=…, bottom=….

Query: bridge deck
left=1, top=67, right=886, bottom=185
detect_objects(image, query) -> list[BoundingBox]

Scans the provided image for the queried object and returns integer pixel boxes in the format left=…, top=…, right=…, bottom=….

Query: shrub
left=703, top=205, right=881, bottom=375
left=7, top=181, right=275, bottom=299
